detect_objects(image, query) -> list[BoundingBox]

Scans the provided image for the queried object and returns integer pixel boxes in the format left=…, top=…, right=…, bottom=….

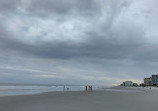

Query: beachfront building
left=121, top=81, right=133, bottom=87
left=133, top=83, right=138, bottom=87
left=152, top=75, right=158, bottom=86
left=144, top=77, right=152, bottom=86
left=140, top=83, right=144, bottom=86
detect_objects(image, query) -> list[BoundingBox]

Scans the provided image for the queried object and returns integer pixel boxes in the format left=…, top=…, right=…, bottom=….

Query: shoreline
left=0, top=86, right=157, bottom=97
left=0, top=86, right=156, bottom=97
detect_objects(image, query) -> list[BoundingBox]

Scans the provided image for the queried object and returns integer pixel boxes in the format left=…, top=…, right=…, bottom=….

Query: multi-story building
left=144, top=77, right=152, bottom=86
left=152, top=75, right=158, bottom=86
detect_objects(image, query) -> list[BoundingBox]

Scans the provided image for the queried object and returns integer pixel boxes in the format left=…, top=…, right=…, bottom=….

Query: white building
left=121, top=81, right=133, bottom=86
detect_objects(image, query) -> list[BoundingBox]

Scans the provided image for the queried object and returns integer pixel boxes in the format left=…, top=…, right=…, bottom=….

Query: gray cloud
left=25, top=0, right=100, bottom=17
left=0, top=0, right=20, bottom=13
left=0, top=0, right=145, bottom=60
left=0, top=30, right=144, bottom=60
left=0, top=18, right=147, bottom=61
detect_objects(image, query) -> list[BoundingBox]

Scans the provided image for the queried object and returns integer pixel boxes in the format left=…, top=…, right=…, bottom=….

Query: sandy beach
left=0, top=87, right=158, bottom=111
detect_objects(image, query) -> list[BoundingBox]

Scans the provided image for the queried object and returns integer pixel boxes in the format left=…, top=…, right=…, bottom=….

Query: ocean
left=0, top=84, right=101, bottom=96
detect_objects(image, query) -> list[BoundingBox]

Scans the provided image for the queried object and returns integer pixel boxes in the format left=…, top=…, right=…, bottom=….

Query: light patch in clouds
left=36, top=74, right=63, bottom=79
left=3, top=66, right=57, bottom=75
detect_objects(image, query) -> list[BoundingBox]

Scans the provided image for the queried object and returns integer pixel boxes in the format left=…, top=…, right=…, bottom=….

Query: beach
left=0, top=87, right=158, bottom=111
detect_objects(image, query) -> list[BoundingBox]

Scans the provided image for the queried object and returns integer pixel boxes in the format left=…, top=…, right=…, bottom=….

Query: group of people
left=85, top=86, right=93, bottom=91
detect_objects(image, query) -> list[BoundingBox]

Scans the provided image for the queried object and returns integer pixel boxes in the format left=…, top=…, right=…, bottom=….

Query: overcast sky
left=0, top=0, right=158, bottom=86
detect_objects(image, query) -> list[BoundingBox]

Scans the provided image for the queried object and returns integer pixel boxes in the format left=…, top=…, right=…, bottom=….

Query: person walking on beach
left=90, top=86, right=92, bottom=91
left=85, top=86, right=88, bottom=91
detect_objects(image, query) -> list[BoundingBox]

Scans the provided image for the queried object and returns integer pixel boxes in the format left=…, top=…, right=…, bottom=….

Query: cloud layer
left=0, top=0, right=158, bottom=85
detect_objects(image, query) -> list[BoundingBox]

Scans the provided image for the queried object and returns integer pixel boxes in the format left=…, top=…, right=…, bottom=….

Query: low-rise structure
left=133, top=83, right=138, bottom=87
left=140, top=83, right=144, bottom=87
left=121, top=81, right=133, bottom=87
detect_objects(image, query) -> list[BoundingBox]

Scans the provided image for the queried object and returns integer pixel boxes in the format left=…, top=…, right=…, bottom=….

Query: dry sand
left=0, top=87, right=158, bottom=111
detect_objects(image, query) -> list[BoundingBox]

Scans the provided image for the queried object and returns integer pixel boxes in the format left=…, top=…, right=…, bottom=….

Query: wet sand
left=0, top=87, right=158, bottom=111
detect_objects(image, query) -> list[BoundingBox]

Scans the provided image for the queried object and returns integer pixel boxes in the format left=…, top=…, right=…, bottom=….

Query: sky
left=0, top=0, right=158, bottom=86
